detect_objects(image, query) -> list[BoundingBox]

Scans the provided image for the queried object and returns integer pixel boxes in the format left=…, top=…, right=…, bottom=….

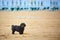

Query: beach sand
left=0, top=10, right=60, bottom=40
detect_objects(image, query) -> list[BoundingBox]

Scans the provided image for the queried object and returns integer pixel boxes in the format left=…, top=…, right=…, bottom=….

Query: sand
left=0, top=10, right=60, bottom=40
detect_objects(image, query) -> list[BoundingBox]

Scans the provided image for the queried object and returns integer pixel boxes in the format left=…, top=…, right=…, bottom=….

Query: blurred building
left=0, top=0, right=60, bottom=11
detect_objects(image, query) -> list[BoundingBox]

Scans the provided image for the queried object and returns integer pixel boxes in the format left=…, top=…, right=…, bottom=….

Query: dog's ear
left=24, top=24, right=26, bottom=27
left=20, top=23, right=26, bottom=27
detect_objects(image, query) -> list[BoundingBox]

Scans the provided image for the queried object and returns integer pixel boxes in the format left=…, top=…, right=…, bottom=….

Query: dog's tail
left=11, top=25, right=14, bottom=30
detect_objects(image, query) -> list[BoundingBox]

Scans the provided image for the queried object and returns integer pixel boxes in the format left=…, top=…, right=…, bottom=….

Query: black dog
left=11, top=23, right=26, bottom=34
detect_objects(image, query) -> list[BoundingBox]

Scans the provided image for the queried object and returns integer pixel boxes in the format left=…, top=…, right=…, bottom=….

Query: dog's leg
left=19, top=29, right=24, bottom=34
left=12, top=30, right=15, bottom=34
left=19, top=32, right=23, bottom=34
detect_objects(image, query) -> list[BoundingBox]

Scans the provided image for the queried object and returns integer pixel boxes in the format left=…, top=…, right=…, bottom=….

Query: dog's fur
left=11, top=23, right=26, bottom=34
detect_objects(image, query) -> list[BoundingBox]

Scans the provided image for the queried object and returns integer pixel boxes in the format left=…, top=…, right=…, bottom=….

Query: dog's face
left=20, top=23, right=26, bottom=28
